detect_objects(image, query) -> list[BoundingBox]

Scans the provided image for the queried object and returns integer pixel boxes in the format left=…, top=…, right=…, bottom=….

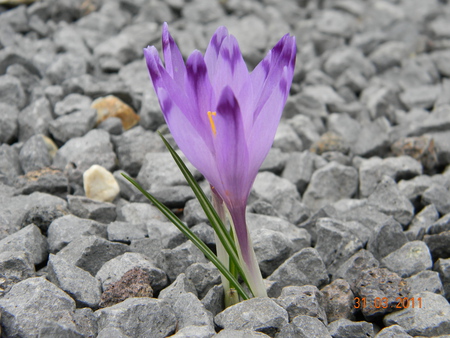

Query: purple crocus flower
left=144, top=23, right=296, bottom=297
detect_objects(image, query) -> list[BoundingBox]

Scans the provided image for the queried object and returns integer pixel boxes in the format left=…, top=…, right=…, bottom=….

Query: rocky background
left=1, top=0, right=450, bottom=337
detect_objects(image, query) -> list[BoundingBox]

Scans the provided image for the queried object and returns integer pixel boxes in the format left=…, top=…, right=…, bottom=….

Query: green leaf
left=121, top=173, right=251, bottom=301
left=157, top=132, right=255, bottom=297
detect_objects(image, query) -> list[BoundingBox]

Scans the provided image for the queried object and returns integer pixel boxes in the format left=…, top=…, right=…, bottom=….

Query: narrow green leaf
left=121, top=173, right=250, bottom=300
left=158, top=132, right=255, bottom=297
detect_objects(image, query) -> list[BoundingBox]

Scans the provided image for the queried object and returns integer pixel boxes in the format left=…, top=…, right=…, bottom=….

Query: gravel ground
left=1, top=0, right=450, bottom=337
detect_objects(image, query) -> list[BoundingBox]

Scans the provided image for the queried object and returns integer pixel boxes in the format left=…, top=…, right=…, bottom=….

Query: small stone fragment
left=92, top=95, right=139, bottom=130
left=83, top=164, right=120, bottom=202
left=320, top=279, right=355, bottom=322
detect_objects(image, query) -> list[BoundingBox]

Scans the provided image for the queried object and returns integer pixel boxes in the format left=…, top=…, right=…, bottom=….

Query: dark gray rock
left=381, top=241, right=432, bottom=278
left=253, top=171, right=301, bottom=203
left=281, top=151, right=316, bottom=193
left=73, top=307, right=98, bottom=338
left=367, top=176, right=415, bottom=226
left=406, top=204, right=439, bottom=240
left=405, top=270, right=444, bottom=296
left=170, top=325, right=216, bottom=338
left=273, top=121, right=303, bottom=152
left=0, top=74, right=26, bottom=109
left=18, top=134, right=52, bottom=173
left=275, top=315, right=332, bottom=338
left=399, top=85, right=440, bottom=110
left=185, top=262, right=221, bottom=299
left=47, top=214, right=107, bottom=253
left=18, top=97, right=53, bottom=142
left=49, top=108, right=97, bottom=144
left=327, top=113, right=361, bottom=146
left=0, top=277, right=77, bottom=338
left=334, top=250, right=380, bottom=287
left=216, top=329, right=270, bottom=337
left=183, top=198, right=209, bottom=226
left=285, top=93, right=327, bottom=119
left=383, top=292, right=450, bottom=336
left=407, top=105, right=450, bottom=136
left=201, top=284, right=224, bottom=316
left=424, top=230, right=450, bottom=261
left=359, top=156, right=423, bottom=197
left=56, top=235, right=130, bottom=276
left=157, top=241, right=208, bottom=282
left=96, top=252, right=168, bottom=293
left=47, top=254, right=102, bottom=308
left=268, top=247, right=329, bottom=291
left=138, top=88, right=165, bottom=131
left=398, top=175, right=433, bottom=202
left=328, top=318, right=374, bottom=338
left=112, top=126, right=165, bottom=176
left=303, top=162, right=358, bottom=211
left=277, top=285, right=327, bottom=324
left=320, top=278, right=355, bottom=322
left=145, top=185, right=195, bottom=208
left=367, top=218, right=408, bottom=260
left=215, top=297, right=288, bottom=337
left=117, top=201, right=166, bottom=223
left=314, top=218, right=363, bottom=276
left=0, top=250, right=35, bottom=296
left=95, top=298, right=176, bottom=338
left=158, top=273, right=198, bottom=303
left=427, top=212, right=450, bottom=235
left=67, top=195, right=116, bottom=223
left=369, top=41, right=408, bottom=72
left=0, top=102, right=19, bottom=144
left=98, top=116, right=124, bottom=135
left=0, top=223, right=47, bottom=265
left=15, top=167, right=69, bottom=197
left=429, top=130, right=450, bottom=166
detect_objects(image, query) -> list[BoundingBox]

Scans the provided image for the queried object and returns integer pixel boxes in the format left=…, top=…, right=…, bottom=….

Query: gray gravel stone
left=0, top=102, right=19, bottom=144
left=157, top=241, right=208, bottom=282
left=158, top=272, right=198, bottom=303
left=0, top=143, right=21, bottom=184
left=95, top=298, right=176, bottom=338
left=183, top=198, right=209, bottom=226
left=366, top=217, right=408, bottom=260
left=315, top=218, right=363, bottom=276
left=424, top=230, right=450, bottom=261
left=96, top=252, right=168, bottom=293
left=0, top=223, right=47, bottom=265
left=56, top=235, right=130, bottom=276
left=185, top=262, right=221, bottom=299
left=15, top=166, right=69, bottom=197
left=117, top=202, right=166, bottom=224
left=47, top=214, right=107, bottom=253
left=381, top=241, right=432, bottom=278
left=422, top=185, right=450, bottom=215
left=18, top=134, right=52, bottom=173
left=216, top=329, right=270, bottom=337
left=215, top=297, right=288, bottom=337
left=369, top=41, right=408, bottom=72
left=107, top=221, right=147, bottom=243
left=406, top=204, right=439, bottom=240
left=49, top=108, right=97, bottom=144
left=277, top=285, right=327, bottom=324
left=201, top=284, right=224, bottom=316
left=47, top=254, right=102, bottom=308
left=367, top=176, right=415, bottom=226
left=359, top=156, right=423, bottom=197
left=268, top=247, right=329, bottom=290
left=334, top=249, right=380, bottom=286
left=384, top=291, right=450, bottom=336
left=405, top=270, right=444, bottom=296
left=0, top=277, right=77, bottom=338
left=171, top=325, right=215, bottom=338
left=281, top=150, right=316, bottom=193
left=112, top=126, right=165, bottom=176
left=53, top=129, right=117, bottom=174
left=273, top=121, right=303, bottom=152
left=276, top=315, right=331, bottom=338
left=253, top=171, right=301, bottom=202
left=352, top=118, right=391, bottom=157
left=46, top=52, right=87, bottom=84
left=68, top=195, right=116, bottom=223
left=303, top=162, right=358, bottom=211
left=172, top=292, right=214, bottom=331
left=0, top=250, right=35, bottom=296
left=400, top=85, right=441, bottom=110
left=0, top=74, right=26, bottom=109
left=434, top=258, right=450, bottom=300
left=328, top=318, right=374, bottom=338
left=18, top=97, right=53, bottom=142
left=407, top=104, right=450, bottom=136
left=374, top=325, right=412, bottom=338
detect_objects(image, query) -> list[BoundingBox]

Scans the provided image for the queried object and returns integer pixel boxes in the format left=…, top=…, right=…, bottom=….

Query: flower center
left=207, top=111, right=217, bottom=136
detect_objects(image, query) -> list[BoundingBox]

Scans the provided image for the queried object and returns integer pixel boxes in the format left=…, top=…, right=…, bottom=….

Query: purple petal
left=204, top=26, right=229, bottom=79
left=251, top=34, right=296, bottom=121
left=185, top=50, right=216, bottom=152
left=213, top=86, right=250, bottom=204
left=144, top=46, right=164, bottom=89
left=247, top=66, right=293, bottom=179
left=162, top=23, right=186, bottom=86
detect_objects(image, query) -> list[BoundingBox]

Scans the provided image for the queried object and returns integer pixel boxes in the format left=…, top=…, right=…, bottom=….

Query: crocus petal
left=212, top=86, right=249, bottom=205
left=162, top=22, right=186, bottom=86
left=185, top=50, right=216, bottom=152
left=144, top=46, right=165, bottom=90
left=247, top=66, right=293, bottom=179
left=251, top=34, right=296, bottom=121
left=204, top=26, right=229, bottom=79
